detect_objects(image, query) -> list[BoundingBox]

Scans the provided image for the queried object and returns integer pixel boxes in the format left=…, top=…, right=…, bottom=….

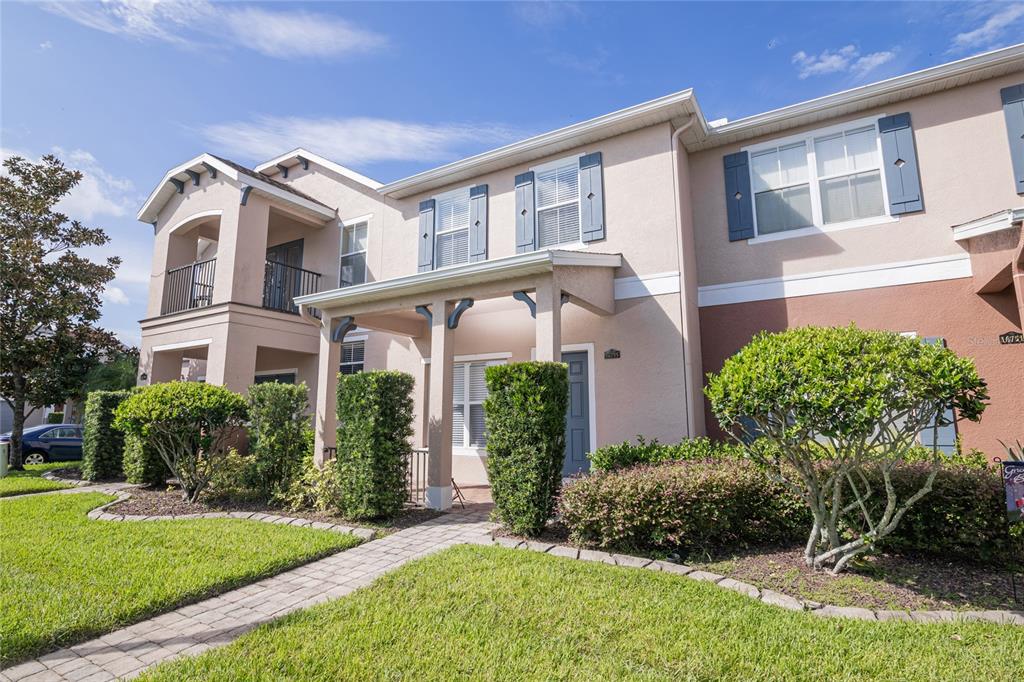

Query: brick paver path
left=2, top=507, right=494, bottom=682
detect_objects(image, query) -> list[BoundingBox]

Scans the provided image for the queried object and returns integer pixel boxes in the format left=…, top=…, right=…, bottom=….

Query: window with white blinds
left=340, top=221, right=368, bottom=287
left=451, top=359, right=503, bottom=448
left=339, top=340, right=364, bottom=375
left=535, top=161, right=581, bottom=248
left=434, top=189, right=471, bottom=268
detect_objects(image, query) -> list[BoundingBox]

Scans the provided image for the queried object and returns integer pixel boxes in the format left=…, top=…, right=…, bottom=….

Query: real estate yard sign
left=1003, top=462, right=1024, bottom=525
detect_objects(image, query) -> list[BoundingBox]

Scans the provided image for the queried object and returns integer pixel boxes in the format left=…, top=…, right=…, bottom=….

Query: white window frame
left=449, top=353, right=510, bottom=453
left=531, top=154, right=585, bottom=250
left=339, top=214, right=371, bottom=287
left=743, top=115, right=897, bottom=245
left=432, top=186, right=473, bottom=269
left=339, top=336, right=367, bottom=375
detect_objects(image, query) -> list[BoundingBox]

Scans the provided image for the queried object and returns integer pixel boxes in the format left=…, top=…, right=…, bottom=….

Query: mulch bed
left=108, top=486, right=441, bottom=534
left=695, top=545, right=1021, bottom=612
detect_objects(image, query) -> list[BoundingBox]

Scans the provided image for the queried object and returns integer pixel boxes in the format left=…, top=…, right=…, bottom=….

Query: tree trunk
left=7, top=385, right=27, bottom=470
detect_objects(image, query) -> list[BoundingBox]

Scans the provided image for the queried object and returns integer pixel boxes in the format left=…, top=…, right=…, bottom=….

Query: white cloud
left=201, top=116, right=525, bottom=167
left=513, top=1, right=584, bottom=28
left=1, top=147, right=137, bottom=220
left=951, top=4, right=1024, bottom=52
left=792, top=45, right=895, bottom=80
left=102, top=285, right=131, bottom=305
left=44, top=1, right=386, bottom=59
left=39, top=40, right=53, bottom=50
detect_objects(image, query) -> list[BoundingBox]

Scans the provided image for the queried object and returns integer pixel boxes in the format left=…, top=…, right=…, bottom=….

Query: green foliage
left=121, top=433, right=170, bottom=487
left=483, top=362, right=569, bottom=536
left=559, top=459, right=807, bottom=554
left=334, top=371, right=415, bottom=519
left=81, top=390, right=130, bottom=481
left=589, top=436, right=744, bottom=472
left=83, top=347, right=139, bottom=394
left=45, top=412, right=65, bottom=424
left=245, top=382, right=311, bottom=502
left=114, top=382, right=248, bottom=502
left=280, top=454, right=344, bottom=514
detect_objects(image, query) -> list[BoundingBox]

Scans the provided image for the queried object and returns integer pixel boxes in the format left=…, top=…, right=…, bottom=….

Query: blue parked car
left=0, top=423, right=83, bottom=465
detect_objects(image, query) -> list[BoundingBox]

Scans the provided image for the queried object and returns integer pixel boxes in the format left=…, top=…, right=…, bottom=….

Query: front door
left=561, top=351, right=590, bottom=476
left=265, top=239, right=304, bottom=312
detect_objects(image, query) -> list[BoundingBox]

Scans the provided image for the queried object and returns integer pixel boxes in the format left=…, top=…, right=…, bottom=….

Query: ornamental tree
left=705, top=325, right=988, bottom=574
left=114, top=382, right=248, bottom=502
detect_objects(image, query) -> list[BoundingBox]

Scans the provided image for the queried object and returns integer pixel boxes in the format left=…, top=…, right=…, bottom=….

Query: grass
left=0, top=492, right=361, bottom=666
left=142, top=545, right=1023, bottom=682
left=0, top=460, right=80, bottom=497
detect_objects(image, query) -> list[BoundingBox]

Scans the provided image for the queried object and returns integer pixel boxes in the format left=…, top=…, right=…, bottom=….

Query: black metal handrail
left=162, top=258, right=216, bottom=315
left=263, top=260, right=321, bottom=314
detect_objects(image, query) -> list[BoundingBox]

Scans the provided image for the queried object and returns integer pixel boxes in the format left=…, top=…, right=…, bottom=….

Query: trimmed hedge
left=589, top=436, right=743, bottom=472
left=559, top=459, right=807, bottom=554
left=81, top=390, right=130, bottom=481
left=122, top=433, right=169, bottom=486
left=484, top=362, right=569, bottom=537
left=245, top=382, right=310, bottom=502
left=334, top=371, right=415, bottom=520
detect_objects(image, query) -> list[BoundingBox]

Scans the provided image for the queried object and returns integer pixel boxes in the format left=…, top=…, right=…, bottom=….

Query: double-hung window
left=535, top=160, right=581, bottom=248
left=339, top=340, right=365, bottom=375
left=451, top=359, right=504, bottom=449
left=340, top=221, right=368, bottom=287
left=434, top=188, right=471, bottom=268
left=748, top=118, right=889, bottom=237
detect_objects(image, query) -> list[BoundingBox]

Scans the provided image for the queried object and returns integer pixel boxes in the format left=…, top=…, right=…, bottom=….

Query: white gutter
left=670, top=116, right=699, bottom=438
left=952, top=208, right=1024, bottom=241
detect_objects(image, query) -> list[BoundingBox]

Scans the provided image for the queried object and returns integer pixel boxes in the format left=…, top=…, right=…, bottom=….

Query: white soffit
left=255, top=149, right=383, bottom=190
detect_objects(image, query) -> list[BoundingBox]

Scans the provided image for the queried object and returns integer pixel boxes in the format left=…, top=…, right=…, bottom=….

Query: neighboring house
left=136, top=45, right=1024, bottom=509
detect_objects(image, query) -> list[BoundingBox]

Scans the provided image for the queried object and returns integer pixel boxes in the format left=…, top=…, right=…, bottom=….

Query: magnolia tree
left=114, top=382, right=248, bottom=502
left=705, top=326, right=988, bottom=574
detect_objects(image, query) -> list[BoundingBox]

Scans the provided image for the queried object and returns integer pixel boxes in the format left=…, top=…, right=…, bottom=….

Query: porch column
left=212, top=195, right=270, bottom=307
left=314, top=315, right=342, bottom=467
left=426, top=297, right=454, bottom=510
left=534, top=276, right=562, bottom=362
left=205, top=327, right=258, bottom=394
left=146, top=347, right=184, bottom=384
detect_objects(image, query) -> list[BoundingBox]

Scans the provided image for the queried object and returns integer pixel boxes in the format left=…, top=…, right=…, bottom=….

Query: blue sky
left=3, top=1, right=1023, bottom=345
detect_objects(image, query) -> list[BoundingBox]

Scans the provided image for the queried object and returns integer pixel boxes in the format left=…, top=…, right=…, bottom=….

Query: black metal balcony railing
left=162, top=258, right=216, bottom=315
left=262, top=260, right=322, bottom=314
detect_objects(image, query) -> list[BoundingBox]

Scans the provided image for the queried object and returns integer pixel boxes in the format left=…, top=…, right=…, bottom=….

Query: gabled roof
left=255, top=149, right=383, bottom=190
left=137, top=153, right=335, bottom=224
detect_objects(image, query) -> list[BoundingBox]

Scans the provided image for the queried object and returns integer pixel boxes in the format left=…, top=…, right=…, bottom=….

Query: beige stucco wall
left=689, top=72, right=1024, bottom=287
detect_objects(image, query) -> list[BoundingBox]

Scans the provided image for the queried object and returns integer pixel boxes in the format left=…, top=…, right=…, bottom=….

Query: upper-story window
left=535, top=160, right=581, bottom=248
left=340, top=220, right=368, bottom=287
left=434, top=188, right=471, bottom=268
left=748, top=119, right=889, bottom=237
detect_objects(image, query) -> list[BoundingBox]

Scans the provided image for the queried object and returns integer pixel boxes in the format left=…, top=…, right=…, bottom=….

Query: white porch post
left=314, top=315, right=341, bottom=468
left=534, top=276, right=562, bottom=362
left=426, top=297, right=454, bottom=510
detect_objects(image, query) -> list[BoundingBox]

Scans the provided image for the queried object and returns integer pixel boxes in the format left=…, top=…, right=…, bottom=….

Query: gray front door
left=562, top=351, right=590, bottom=476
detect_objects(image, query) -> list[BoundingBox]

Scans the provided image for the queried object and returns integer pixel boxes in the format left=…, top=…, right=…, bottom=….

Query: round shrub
left=484, top=361, right=569, bottom=537
left=589, top=436, right=743, bottom=472
left=114, top=382, right=248, bottom=502
left=245, top=381, right=310, bottom=502
left=81, top=389, right=130, bottom=481
left=334, top=370, right=415, bottom=520
left=559, top=459, right=808, bottom=555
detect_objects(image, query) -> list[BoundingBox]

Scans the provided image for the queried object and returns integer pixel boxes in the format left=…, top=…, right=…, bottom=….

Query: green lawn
left=0, top=493, right=361, bottom=666
left=142, top=546, right=1023, bottom=682
left=0, top=460, right=80, bottom=497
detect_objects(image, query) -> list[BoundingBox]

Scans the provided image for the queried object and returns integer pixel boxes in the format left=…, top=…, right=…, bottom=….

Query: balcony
left=161, top=258, right=216, bottom=315
left=262, top=260, right=322, bottom=315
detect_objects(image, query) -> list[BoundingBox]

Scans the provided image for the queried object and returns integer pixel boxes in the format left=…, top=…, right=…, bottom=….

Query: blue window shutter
left=878, top=113, right=924, bottom=214
left=1001, top=83, right=1024, bottom=195
left=919, top=337, right=957, bottom=455
left=515, top=171, right=536, bottom=253
left=469, top=184, right=488, bottom=262
left=418, top=199, right=435, bottom=272
left=723, top=151, right=754, bottom=241
left=579, top=152, right=605, bottom=242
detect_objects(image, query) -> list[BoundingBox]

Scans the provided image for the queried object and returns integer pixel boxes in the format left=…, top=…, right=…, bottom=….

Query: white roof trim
left=255, top=149, right=383, bottom=190
left=378, top=90, right=695, bottom=198
left=952, top=208, right=1024, bottom=241
left=137, top=153, right=336, bottom=224
left=296, top=249, right=623, bottom=309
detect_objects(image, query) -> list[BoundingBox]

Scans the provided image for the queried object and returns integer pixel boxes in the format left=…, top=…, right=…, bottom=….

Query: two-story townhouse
left=136, top=44, right=1024, bottom=509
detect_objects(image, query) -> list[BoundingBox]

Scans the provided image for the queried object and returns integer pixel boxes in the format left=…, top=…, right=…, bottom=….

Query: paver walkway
left=2, top=507, right=494, bottom=682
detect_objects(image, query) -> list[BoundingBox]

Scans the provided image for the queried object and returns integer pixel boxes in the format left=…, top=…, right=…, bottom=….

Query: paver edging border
left=87, top=493, right=376, bottom=540
left=491, top=533, right=1024, bottom=626
left=42, top=471, right=93, bottom=487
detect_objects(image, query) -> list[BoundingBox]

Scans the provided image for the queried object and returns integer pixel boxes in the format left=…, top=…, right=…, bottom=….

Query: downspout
left=669, top=116, right=700, bottom=438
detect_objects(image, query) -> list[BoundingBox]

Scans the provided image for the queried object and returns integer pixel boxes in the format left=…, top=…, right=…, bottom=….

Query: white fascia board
left=295, top=250, right=622, bottom=308
left=952, top=207, right=1024, bottom=241
left=254, top=148, right=383, bottom=190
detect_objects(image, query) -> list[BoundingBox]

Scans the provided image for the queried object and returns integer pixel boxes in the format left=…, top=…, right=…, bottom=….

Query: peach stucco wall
left=699, top=277, right=1023, bottom=458
left=689, top=73, right=1024, bottom=287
